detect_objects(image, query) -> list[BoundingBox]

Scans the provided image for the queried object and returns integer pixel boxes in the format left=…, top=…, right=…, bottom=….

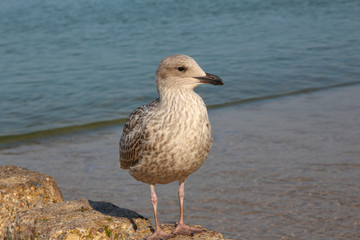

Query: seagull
left=119, top=54, right=224, bottom=240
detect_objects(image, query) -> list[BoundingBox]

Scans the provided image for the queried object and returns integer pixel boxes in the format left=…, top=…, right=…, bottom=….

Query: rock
left=154, top=224, right=225, bottom=240
left=7, top=198, right=225, bottom=239
left=0, top=165, right=64, bottom=237
left=7, top=198, right=150, bottom=239
left=1, top=166, right=226, bottom=239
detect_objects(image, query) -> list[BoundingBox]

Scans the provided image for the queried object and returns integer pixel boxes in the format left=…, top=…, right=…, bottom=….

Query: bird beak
left=195, top=73, right=224, bottom=86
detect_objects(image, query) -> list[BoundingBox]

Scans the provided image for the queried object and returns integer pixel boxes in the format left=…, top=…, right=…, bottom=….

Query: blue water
left=1, top=0, right=360, bottom=139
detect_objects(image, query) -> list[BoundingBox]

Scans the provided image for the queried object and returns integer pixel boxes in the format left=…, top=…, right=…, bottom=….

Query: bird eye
left=178, top=67, right=185, bottom=72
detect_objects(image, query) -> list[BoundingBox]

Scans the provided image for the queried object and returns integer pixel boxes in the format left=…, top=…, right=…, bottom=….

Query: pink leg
left=146, top=184, right=175, bottom=240
left=173, top=181, right=204, bottom=236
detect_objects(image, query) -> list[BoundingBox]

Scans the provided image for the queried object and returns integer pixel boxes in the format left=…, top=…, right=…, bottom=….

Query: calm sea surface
left=1, top=0, right=360, bottom=141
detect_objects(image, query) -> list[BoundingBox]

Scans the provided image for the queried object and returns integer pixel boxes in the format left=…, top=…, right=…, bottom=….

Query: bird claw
left=173, top=223, right=204, bottom=236
left=146, top=228, right=175, bottom=240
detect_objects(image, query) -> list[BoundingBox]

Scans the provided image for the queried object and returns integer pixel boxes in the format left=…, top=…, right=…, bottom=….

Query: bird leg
left=173, top=181, right=204, bottom=236
left=147, top=184, right=175, bottom=240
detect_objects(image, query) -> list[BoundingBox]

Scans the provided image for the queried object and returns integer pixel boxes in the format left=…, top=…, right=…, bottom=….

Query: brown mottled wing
left=119, top=99, right=159, bottom=169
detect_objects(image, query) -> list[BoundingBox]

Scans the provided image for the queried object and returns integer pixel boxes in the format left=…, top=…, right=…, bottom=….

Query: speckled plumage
left=120, top=91, right=212, bottom=184
left=119, top=55, right=223, bottom=239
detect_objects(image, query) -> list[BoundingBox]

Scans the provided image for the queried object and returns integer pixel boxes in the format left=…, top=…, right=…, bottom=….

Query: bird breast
left=129, top=90, right=213, bottom=184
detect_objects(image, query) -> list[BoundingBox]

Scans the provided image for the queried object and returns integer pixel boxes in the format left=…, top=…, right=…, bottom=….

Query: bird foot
left=146, top=228, right=175, bottom=240
left=173, top=223, right=204, bottom=236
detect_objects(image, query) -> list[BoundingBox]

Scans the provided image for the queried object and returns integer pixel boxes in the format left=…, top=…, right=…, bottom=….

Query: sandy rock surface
left=1, top=165, right=226, bottom=239
left=7, top=198, right=224, bottom=239
left=7, top=198, right=150, bottom=239
left=0, top=165, right=64, bottom=237
left=152, top=224, right=225, bottom=240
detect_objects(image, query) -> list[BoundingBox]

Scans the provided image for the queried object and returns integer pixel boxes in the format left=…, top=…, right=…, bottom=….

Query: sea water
left=1, top=0, right=360, bottom=141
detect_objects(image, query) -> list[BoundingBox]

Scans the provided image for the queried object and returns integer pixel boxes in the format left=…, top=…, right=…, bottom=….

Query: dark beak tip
left=214, top=80, right=224, bottom=86
left=195, top=73, right=224, bottom=86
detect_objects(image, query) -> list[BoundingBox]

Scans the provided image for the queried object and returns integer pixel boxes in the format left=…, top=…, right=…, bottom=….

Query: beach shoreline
left=1, top=84, right=360, bottom=239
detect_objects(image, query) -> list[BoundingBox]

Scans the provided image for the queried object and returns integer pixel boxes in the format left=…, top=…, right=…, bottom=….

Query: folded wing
left=119, top=99, right=159, bottom=169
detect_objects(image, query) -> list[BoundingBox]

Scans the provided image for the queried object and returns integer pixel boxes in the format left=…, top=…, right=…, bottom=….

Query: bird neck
left=158, top=87, right=205, bottom=110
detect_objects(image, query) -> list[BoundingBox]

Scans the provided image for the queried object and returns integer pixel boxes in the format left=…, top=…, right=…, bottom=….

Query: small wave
left=1, top=81, right=359, bottom=149
left=0, top=118, right=127, bottom=149
left=207, top=81, right=360, bottom=109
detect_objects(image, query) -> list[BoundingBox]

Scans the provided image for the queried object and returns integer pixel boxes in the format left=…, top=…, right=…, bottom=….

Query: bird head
left=156, top=55, right=224, bottom=94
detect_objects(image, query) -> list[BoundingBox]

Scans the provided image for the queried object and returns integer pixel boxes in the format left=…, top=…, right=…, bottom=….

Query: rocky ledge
left=0, top=165, right=64, bottom=237
left=0, top=165, right=225, bottom=240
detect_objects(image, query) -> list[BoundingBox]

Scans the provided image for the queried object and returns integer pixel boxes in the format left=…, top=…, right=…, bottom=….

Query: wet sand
left=1, top=85, right=360, bottom=239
